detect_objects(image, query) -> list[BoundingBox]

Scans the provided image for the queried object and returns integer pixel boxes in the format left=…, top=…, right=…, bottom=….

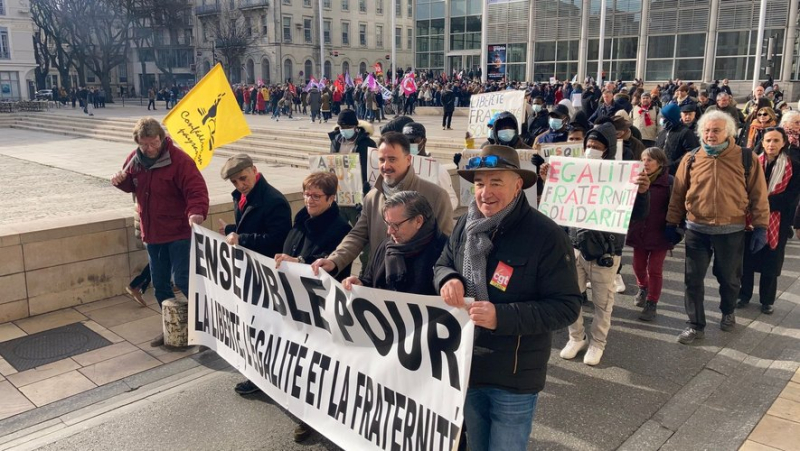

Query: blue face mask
left=340, top=128, right=356, bottom=139
left=549, top=118, right=564, bottom=130
left=702, top=140, right=729, bottom=156
left=497, top=129, right=516, bottom=143
left=409, top=143, right=420, bottom=155
left=532, top=104, right=543, bottom=113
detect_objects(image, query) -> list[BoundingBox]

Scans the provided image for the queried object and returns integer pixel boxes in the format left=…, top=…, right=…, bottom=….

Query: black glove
left=453, top=153, right=462, bottom=166
left=664, top=224, right=684, bottom=245
left=531, top=154, right=545, bottom=168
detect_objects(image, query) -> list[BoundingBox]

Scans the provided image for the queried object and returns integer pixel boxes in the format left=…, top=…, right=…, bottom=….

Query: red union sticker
left=490, top=261, right=514, bottom=292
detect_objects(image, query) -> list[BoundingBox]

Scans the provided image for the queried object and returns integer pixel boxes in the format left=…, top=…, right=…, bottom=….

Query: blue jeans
left=146, top=239, right=190, bottom=306
left=464, top=387, right=538, bottom=451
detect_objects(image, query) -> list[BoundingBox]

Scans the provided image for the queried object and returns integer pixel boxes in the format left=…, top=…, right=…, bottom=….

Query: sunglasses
left=757, top=112, right=771, bottom=117
left=465, top=155, right=519, bottom=170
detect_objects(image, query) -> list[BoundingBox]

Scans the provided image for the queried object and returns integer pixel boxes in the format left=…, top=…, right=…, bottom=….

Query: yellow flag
left=162, top=63, right=251, bottom=170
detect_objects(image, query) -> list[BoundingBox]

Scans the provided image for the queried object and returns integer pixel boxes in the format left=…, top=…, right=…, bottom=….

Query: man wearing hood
left=525, top=95, right=549, bottom=145
left=560, top=122, right=652, bottom=366
left=535, top=104, right=570, bottom=144
left=656, top=103, right=700, bottom=174
left=482, top=111, right=531, bottom=150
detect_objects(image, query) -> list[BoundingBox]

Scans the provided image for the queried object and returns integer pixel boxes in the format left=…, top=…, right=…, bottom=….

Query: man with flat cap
left=218, top=154, right=292, bottom=396
left=435, top=145, right=582, bottom=451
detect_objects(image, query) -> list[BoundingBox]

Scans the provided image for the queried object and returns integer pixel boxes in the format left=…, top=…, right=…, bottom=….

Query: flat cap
left=220, top=154, right=254, bottom=180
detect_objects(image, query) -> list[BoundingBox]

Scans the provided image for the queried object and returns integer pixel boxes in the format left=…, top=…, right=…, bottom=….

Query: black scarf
left=377, top=219, right=437, bottom=290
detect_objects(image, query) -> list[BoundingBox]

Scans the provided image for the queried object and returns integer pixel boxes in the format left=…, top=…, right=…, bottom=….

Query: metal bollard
left=162, top=298, right=189, bottom=348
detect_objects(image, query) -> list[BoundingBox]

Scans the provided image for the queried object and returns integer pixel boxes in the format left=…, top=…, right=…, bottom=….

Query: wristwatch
left=297, top=256, right=305, bottom=264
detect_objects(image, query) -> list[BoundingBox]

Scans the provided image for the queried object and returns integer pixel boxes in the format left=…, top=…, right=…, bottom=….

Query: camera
left=596, top=235, right=615, bottom=268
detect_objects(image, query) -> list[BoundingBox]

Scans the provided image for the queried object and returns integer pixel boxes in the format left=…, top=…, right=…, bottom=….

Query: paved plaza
left=0, top=107, right=799, bottom=450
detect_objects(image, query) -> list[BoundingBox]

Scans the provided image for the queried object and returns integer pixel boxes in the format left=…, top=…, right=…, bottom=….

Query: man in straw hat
left=435, top=144, right=582, bottom=451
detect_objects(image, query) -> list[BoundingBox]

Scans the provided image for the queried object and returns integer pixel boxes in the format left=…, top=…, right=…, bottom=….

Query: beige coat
left=328, top=169, right=454, bottom=273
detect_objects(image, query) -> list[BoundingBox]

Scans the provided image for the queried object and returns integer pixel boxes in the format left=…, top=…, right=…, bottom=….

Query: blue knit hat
left=662, top=103, right=681, bottom=126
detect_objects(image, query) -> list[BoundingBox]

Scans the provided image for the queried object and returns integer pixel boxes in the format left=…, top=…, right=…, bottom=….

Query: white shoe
left=560, top=337, right=589, bottom=360
left=614, top=274, right=626, bottom=293
left=586, top=281, right=592, bottom=289
left=583, top=345, right=604, bottom=366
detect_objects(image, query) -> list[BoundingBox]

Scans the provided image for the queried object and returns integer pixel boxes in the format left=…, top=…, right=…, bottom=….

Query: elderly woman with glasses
left=738, top=127, right=800, bottom=314
left=740, top=103, right=778, bottom=150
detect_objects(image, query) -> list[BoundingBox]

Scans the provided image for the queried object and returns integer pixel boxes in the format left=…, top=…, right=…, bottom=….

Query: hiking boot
left=583, top=345, right=604, bottom=366
left=125, top=286, right=147, bottom=307
left=761, top=304, right=775, bottom=314
left=560, top=336, right=589, bottom=360
left=234, top=380, right=262, bottom=395
left=639, top=300, right=657, bottom=322
left=294, top=422, right=312, bottom=443
left=677, top=327, right=704, bottom=344
left=720, top=313, right=736, bottom=332
left=634, top=287, right=648, bottom=307
left=149, top=334, right=164, bottom=347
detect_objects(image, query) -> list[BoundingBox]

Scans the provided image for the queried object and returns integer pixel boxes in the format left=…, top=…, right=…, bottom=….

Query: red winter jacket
left=114, top=137, right=209, bottom=244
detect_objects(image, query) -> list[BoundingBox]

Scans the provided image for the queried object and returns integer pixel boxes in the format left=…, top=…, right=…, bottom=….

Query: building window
left=448, top=15, right=480, bottom=51
left=325, top=60, right=332, bottom=78
left=533, top=40, right=578, bottom=82
left=262, top=58, right=270, bottom=84
left=342, top=22, right=350, bottom=46
left=359, top=0, right=366, bottom=13
left=305, top=59, right=314, bottom=79
left=376, top=24, right=383, bottom=48
left=415, top=17, right=444, bottom=75
left=245, top=17, right=252, bottom=37
left=323, top=20, right=331, bottom=44
left=396, top=0, right=401, bottom=17
left=714, top=29, right=785, bottom=81
left=284, top=59, right=293, bottom=82
left=359, top=61, right=367, bottom=74
left=304, top=18, right=312, bottom=43
left=407, top=28, right=412, bottom=50
left=359, top=23, right=367, bottom=47
left=0, top=71, right=21, bottom=100
left=0, top=0, right=5, bottom=16
left=261, top=14, right=268, bottom=35
left=342, top=0, right=349, bottom=12
left=283, top=0, right=291, bottom=4
left=395, top=27, right=401, bottom=49
left=407, top=0, right=412, bottom=17
left=0, top=29, right=9, bottom=59
left=342, top=60, right=350, bottom=75
left=647, top=33, right=706, bottom=81
left=304, top=0, right=311, bottom=6
left=118, top=64, right=128, bottom=83
left=323, top=0, right=331, bottom=8
left=283, top=16, right=292, bottom=42
left=376, top=0, right=382, bottom=14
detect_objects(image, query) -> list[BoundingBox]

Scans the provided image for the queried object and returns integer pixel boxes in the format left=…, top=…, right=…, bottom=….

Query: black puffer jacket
left=224, top=176, right=292, bottom=258
left=434, top=197, right=582, bottom=394
left=282, top=203, right=352, bottom=281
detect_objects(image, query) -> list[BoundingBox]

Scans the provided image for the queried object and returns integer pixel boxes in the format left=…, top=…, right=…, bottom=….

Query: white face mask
left=532, top=104, right=543, bottom=113
left=409, top=143, right=420, bottom=155
left=585, top=147, right=605, bottom=159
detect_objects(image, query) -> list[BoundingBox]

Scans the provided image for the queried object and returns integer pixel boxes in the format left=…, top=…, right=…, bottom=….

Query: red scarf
left=760, top=154, right=793, bottom=250
left=639, top=105, right=653, bottom=127
left=238, top=173, right=261, bottom=211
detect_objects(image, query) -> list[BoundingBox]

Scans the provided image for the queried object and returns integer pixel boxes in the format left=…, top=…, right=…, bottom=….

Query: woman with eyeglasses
left=740, top=104, right=777, bottom=150
left=273, top=171, right=352, bottom=443
left=738, top=127, right=800, bottom=314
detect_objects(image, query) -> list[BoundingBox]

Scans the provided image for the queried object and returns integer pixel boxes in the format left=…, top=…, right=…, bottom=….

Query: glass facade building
left=415, top=0, right=800, bottom=84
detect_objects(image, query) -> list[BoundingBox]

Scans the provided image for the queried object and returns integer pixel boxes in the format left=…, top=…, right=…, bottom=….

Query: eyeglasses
left=465, top=155, right=519, bottom=170
left=303, top=192, right=325, bottom=201
left=383, top=216, right=412, bottom=231
left=757, top=113, right=771, bottom=117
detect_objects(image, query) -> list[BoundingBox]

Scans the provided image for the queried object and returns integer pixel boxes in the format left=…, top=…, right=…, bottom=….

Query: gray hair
left=780, top=110, right=800, bottom=127
left=696, top=110, right=736, bottom=142
left=383, top=191, right=433, bottom=222
left=716, top=92, right=730, bottom=100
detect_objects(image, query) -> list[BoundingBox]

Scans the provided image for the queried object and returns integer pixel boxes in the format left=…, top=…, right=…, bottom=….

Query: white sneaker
left=614, top=274, right=626, bottom=293
left=560, top=337, right=589, bottom=360
left=586, top=281, right=592, bottom=289
left=583, top=345, right=604, bottom=366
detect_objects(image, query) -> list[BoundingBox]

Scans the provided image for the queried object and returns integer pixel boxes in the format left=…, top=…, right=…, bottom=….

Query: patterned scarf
left=786, top=128, right=800, bottom=148
left=747, top=119, right=776, bottom=149
left=463, top=193, right=521, bottom=300
left=761, top=152, right=793, bottom=250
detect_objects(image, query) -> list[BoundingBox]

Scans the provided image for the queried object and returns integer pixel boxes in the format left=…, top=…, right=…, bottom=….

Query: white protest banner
left=189, top=225, right=475, bottom=451
left=309, top=154, right=362, bottom=206
left=467, top=90, right=525, bottom=139
left=458, top=149, right=538, bottom=208
left=538, top=156, right=643, bottom=234
left=367, top=147, right=440, bottom=187
left=571, top=93, right=582, bottom=109
left=536, top=142, right=585, bottom=162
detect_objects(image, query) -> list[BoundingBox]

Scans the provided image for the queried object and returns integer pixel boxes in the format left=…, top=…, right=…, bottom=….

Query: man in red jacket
left=111, top=118, right=209, bottom=346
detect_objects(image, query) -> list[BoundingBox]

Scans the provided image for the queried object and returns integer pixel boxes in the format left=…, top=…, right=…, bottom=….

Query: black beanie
left=337, top=109, right=358, bottom=127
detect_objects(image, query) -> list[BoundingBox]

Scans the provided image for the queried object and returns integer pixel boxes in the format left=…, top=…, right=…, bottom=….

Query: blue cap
left=488, top=112, right=502, bottom=128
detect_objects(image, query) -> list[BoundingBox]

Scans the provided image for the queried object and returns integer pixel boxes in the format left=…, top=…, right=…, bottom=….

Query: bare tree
left=32, top=29, right=51, bottom=90
left=200, top=3, right=256, bottom=83
left=30, top=0, right=77, bottom=91
left=129, top=0, right=194, bottom=92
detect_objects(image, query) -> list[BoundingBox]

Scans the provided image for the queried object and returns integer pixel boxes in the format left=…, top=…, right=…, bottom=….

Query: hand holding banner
left=538, top=156, right=643, bottom=234
left=467, top=91, right=525, bottom=139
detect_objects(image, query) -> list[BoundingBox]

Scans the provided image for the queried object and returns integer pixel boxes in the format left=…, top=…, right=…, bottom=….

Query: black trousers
left=740, top=267, right=779, bottom=306
left=443, top=110, right=454, bottom=128
left=684, top=229, right=744, bottom=330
